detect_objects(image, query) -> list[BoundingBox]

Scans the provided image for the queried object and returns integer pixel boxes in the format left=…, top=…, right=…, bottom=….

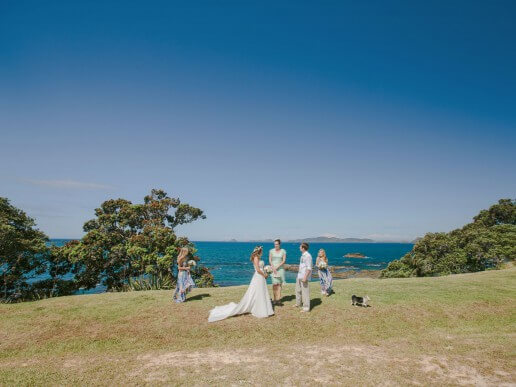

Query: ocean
left=48, top=240, right=413, bottom=291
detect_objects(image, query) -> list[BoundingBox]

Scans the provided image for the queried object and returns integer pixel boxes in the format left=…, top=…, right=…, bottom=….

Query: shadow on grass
left=280, top=294, right=296, bottom=303
left=311, top=298, right=322, bottom=310
left=187, top=293, right=211, bottom=302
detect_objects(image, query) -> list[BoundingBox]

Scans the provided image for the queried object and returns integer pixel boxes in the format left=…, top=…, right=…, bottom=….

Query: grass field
left=1, top=267, right=515, bottom=386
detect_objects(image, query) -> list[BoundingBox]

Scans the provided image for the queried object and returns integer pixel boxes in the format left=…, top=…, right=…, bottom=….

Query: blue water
left=48, top=240, right=413, bottom=289
left=195, top=241, right=412, bottom=286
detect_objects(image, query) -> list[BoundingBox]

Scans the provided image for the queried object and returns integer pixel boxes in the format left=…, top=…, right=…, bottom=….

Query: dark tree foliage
left=67, top=189, right=210, bottom=291
left=190, top=265, right=215, bottom=288
left=1, top=189, right=211, bottom=302
left=0, top=197, right=49, bottom=301
left=36, top=242, right=81, bottom=298
left=382, top=199, right=516, bottom=278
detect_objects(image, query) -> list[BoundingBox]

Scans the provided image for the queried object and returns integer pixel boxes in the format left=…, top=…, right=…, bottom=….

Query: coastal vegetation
left=0, top=190, right=212, bottom=303
left=0, top=197, right=49, bottom=301
left=4, top=195, right=515, bottom=302
left=382, top=199, right=516, bottom=278
left=1, top=267, right=514, bottom=384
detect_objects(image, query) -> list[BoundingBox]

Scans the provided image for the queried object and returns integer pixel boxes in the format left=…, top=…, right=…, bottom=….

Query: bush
left=66, top=189, right=207, bottom=292
left=382, top=199, right=516, bottom=278
left=1, top=198, right=49, bottom=302
left=191, top=265, right=215, bottom=288
left=1, top=189, right=214, bottom=302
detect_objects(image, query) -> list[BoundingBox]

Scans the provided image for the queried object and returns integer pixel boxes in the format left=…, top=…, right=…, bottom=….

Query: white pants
left=295, top=278, right=310, bottom=309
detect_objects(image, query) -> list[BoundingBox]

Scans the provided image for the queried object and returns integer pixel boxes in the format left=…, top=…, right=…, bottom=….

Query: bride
left=208, top=246, right=274, bottom=322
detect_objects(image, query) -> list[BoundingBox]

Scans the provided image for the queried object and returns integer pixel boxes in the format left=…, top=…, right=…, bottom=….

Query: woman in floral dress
left=173, top=247, right=196, bottom=303
left=316, top=248, right=333, bottom=296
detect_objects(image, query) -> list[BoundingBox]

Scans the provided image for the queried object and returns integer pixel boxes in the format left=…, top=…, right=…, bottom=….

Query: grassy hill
left=1, top=268, right=515, bottom=385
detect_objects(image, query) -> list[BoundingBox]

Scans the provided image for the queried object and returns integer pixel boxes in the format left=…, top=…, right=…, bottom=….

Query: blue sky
left=1, top=1, right=515, bottom=241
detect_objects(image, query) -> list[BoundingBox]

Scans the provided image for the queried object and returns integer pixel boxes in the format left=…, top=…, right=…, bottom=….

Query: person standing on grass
left=269, top=238, right=287, bottom=306
left=316, top=248, right=333, bottom=296
left=173, top=247, right=196, bottom=303
left=208, top=246, right=274, bottom=322
left=294, top=242, right=312, bottom=312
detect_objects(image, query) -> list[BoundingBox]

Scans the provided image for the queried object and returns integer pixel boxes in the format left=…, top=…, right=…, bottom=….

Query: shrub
left=382, top=199, right=516, bottom=278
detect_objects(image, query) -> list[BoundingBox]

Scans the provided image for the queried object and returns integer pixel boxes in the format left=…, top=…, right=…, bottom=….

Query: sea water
left=196, top=241, right=412, bottom=286
left=48, top=239, right=413, bottom=290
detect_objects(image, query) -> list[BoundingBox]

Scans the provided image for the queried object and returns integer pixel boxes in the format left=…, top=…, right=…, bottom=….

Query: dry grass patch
left=1, top=267, right=515, bottom=385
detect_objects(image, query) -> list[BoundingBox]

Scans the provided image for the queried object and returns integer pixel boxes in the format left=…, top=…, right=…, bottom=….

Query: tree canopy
left=0, top=197, right=49, bottom=300
left=67, top=189, right=210, bottom=291
left=1, top=189, right=211, bottom=302
left=382, top=199, right=516, bottom=278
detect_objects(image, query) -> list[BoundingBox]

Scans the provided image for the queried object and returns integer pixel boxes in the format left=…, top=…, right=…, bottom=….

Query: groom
left=295, top=242, right=312, bottom=312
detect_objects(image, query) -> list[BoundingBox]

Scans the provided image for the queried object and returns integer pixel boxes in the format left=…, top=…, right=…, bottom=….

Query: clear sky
left=1, top=1, right=515, bottom=241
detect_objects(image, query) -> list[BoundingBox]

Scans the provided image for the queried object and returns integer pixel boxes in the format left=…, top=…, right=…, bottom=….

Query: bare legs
left=272, top=284, right=282, bottom=304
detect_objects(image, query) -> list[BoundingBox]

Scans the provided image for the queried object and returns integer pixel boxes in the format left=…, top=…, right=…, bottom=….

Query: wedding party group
left=172, top=240, right=333, bottom=322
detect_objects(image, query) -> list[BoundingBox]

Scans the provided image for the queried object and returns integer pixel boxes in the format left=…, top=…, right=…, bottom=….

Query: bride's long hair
left=250, top=246, right=263, bottom=261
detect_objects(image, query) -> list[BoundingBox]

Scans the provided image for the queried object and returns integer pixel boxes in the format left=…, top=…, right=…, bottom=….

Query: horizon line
left=48, top=237, right=416, bottom=244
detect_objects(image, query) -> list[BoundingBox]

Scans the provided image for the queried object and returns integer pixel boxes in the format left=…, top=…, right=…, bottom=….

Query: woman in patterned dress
left=316, top=248, right=333, bottom=296
left=173, top=247, right=196, bottom=303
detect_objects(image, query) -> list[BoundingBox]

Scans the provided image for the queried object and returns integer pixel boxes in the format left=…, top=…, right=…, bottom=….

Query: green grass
left=1, top=268, right=515, bottom=385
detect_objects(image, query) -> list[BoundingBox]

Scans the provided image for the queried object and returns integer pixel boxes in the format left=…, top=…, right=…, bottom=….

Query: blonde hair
left=250, top=246, right=263, bottom=261
left=318, top=248, right=328, bottom=263
left=177, top=247, right=189, bottom=264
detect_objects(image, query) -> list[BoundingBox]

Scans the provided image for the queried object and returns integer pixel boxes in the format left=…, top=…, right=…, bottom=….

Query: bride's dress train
left=208, top=265, right=274, bottom=322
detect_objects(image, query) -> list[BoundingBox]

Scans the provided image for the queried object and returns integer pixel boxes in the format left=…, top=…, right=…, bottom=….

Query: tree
left=382, top=199, right=516, bottom=278
left=24, top=242, right=80, bottom=300
left=69, top=189, right=208, bottom=291
left=472, top=198, right=516, bottom=227
left=0, top=197, right=48, bottom=301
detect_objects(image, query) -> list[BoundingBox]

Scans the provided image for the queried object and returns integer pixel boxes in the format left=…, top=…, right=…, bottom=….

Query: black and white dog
left=351, top=295, right=371, bottom=307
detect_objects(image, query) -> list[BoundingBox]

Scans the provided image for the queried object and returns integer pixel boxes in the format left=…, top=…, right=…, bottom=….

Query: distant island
left=288, top=236, right=375, bottom=243
left=231, top=236, right=420, bottom=243
left=245, top=236, right=375, bottom=243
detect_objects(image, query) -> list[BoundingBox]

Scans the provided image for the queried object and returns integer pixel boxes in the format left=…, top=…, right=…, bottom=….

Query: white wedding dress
left=208, top=261, right=274, bottom=322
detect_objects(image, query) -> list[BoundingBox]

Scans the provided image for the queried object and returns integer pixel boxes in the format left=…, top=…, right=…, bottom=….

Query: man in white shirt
left=295, top=242, right=312, bottom=312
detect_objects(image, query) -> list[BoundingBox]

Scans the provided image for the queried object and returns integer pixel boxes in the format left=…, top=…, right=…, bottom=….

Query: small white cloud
left=23, top=179, right=114, bottom=190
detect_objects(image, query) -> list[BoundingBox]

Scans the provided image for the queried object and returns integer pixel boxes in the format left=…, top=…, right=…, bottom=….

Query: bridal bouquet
left=187, top=260, right=197, bottom=267
left=317, top=261, right=328, bottom=269
left=263, top=265, right=273, bottom=274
